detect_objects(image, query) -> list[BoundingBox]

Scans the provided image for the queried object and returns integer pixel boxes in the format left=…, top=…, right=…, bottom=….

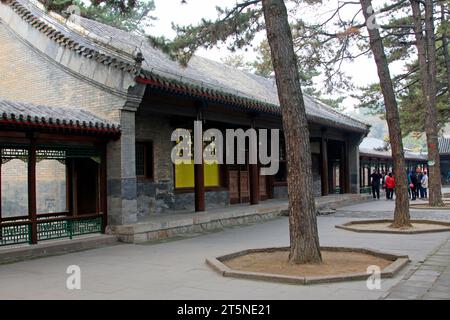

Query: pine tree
left=149, top=0, right=323, bottom=264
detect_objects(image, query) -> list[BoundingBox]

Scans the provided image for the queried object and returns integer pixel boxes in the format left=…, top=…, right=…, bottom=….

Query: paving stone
left=422, top=292, right=450, bottom=300
left=428, top=285, right=450, bottom=294
left=390, top=284, right=428, bottom=296
left=402, top=280, right=436, bottom=289
left=407, top=274, right=438, bottom=283
left=1, top=192, right=450, bottom=299
left=386, top=292, right=423, bottom=300
left=412, top=270, right=441, bottom=277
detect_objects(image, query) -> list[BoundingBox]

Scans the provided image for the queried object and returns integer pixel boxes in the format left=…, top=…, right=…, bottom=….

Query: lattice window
left=135, top=142, right=153, bottom=179
left=136, top=143, right=146, bottom=176
left=0, top=224, right=31, bottom=246
left=1, top=148, right=28, bottom=164
left=37, top=149, right=66, bottom=160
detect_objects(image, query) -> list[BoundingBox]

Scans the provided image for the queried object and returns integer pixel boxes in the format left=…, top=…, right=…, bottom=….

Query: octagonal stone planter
left=336, top=219, right=450, bottom=234
left=206, top=246, right=409, bottom=285
left=410, top=203, right=450, bottom=210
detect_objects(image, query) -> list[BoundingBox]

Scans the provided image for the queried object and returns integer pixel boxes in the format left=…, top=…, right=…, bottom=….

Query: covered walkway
left=0, top=98, right=120, bottom=247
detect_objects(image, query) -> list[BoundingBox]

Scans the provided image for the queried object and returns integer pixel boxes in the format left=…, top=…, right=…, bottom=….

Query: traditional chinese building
left=439, top=137, right=450, bottom=184
left=358, top=137, right=428, bottom=193
left=0, top=0, right=370, bottom=246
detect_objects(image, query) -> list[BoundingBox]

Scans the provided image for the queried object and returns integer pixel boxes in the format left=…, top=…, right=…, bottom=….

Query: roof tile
left=0, top=97, right=120, bottom=136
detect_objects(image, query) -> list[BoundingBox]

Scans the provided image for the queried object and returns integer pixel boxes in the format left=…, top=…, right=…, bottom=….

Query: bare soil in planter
left=223, top=250, right=391, bottom=277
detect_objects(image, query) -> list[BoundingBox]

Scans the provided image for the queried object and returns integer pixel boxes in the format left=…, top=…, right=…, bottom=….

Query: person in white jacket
left=421, top=172, right=429, bottom=199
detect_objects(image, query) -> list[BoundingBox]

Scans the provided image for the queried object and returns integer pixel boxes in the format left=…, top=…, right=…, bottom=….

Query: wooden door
left=239, top=170, right=250, bottom=203
left=228, top=167, right=250, bottom=204
left=229, top=170, right=240, bottom=204
left=259, top=175, right=268, bottom=200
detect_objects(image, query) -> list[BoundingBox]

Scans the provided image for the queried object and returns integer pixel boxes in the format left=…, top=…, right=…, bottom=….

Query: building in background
left=439, top=137, right=450, bottom=185
left=358, top=137, right=428, bottom=193
left=0, top=0, right=370, bottom=246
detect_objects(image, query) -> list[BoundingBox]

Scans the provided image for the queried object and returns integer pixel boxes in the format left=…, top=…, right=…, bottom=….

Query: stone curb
left=206, top=246, right=409, bottom=285
left=0, top=234, right=119, bottom=265
left=335, top=219, right=450, bottom=235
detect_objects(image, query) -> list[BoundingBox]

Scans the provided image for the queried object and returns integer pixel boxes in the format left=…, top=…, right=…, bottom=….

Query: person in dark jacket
left=369, top=169, right=382, bottom=200
left=408, top=171, right=418, bottom=200
left=417, top=170, right=424, bottom=198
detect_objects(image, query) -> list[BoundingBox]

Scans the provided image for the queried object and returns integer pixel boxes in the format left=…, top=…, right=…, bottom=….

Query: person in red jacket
left=385, top=172, right=395, bottom=200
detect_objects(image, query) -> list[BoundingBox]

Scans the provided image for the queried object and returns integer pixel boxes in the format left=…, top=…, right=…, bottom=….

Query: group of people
left=408, top=170, right=428, bottom=200
left=369, top=168, right=429, bottom=201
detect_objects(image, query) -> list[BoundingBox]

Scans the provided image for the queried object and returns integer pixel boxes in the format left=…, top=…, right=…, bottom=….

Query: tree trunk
left=360, top=0, right=411, bottom=227
left=411, top=0, right=444, bottom=207
left=262, top=0, right=322, bottom=264
left=442, top=1, right=450, bottom=98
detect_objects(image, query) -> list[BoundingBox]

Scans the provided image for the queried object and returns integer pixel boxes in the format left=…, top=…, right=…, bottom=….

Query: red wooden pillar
left=344, top=142, right=350, bottom=193
left=28, top=139, right=37, bottom=244
left=359, top=162, right=363, bottom=191
left=321, top=137, right=329, bottom=196
left=339, top=142, right=346, bottom=194
left=249, top=122, right=259, bottom=205
left=249, top=164, right=259, bottom=205
left=100, top=144, right=108, bottom=232
left=194, top=114, right=205, bottom=212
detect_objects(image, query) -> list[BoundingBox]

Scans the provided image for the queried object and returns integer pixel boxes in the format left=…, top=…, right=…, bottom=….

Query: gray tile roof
left=439, top=137, right=450, bottom=155
left=0, top=97, right=120, bottom=134
left=359, top=147, right=428, bottom=161
left=9, top=0, right=370, bottom=133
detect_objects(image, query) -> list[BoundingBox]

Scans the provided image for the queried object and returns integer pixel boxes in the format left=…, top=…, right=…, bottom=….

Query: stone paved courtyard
left=0, top=194, right=450, bottom=300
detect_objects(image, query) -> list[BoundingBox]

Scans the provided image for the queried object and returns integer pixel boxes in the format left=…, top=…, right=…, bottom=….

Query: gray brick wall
left=0, top=20, right=141, bottom=225
left=0, top=23, right=124, bottom=122
left=135, top=114, right=175, bottom=216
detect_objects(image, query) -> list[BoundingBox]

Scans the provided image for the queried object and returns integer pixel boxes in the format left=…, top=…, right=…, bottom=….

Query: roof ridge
left=5, top=0, right=142, bottom=74
left=4, top=0, right=370, bottom=133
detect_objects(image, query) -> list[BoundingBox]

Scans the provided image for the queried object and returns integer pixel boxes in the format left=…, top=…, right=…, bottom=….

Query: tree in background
left=353, top=0, right=448, bottom=206
left=410, top=0, right=444, bottom=206
left=222, top=39, right=345, bottom=110
left=355, top=1, right=449, bottom=137
left=359, top=0, right=411, bottom=227
left=39, top=0, right=155, bottom=34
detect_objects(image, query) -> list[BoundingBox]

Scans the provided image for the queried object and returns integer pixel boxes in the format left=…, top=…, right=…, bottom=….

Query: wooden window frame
left=135, top=141, right=154, bottom=181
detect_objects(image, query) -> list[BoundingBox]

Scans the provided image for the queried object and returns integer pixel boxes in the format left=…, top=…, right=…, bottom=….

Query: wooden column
left=359, top=163, right=363, bottom=191
left=249, top=121, right=259, bottom=205
left=71, top=160, right=78, bottom=216
left=321, top=138, right=329, bottom=195
left=100, top=145, right=108, bottom=233
left=66, top=159, right=74, bottom=216
left=249, top=165, right=259, bottom=204
left=343, top=142, right=350, bottom=193
left=28, top=139, right=37, bottom=244
left=339, top=142, right=345, bottom=194
left=194, top=112, right=205, bottom=212
left=363, top=164, right=366, bottom=188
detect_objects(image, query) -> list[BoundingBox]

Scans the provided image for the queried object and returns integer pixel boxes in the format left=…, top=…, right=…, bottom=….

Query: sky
left=146, top=0, right=404, bottom=113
